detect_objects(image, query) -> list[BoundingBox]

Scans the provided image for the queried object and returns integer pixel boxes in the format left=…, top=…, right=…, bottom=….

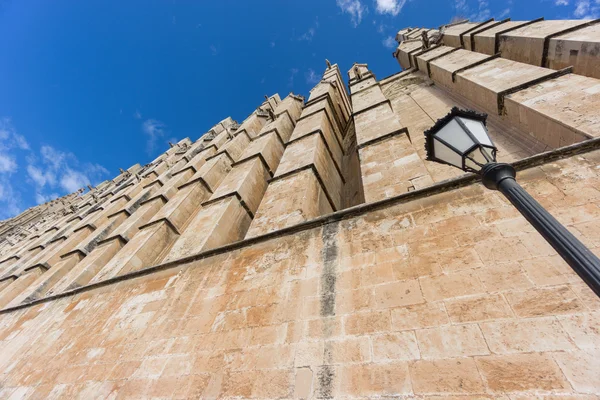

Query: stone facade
left=0, top=16, right=599, bottom=399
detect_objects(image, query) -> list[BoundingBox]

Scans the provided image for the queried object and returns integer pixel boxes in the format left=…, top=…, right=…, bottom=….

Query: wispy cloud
left=0, top=117, right=109, bottom=218
left=382, top=36, right=396, bottom=49
left=134, top=110, right=142, bottom=119
left=288, top=68, right=299, bottom=87
left=209, top=44, right=218, bottom=56
left=299, top=27, right=317, bottom=41
left=0, top=118, right=29, bottom=151
left=270, top=41, right=276, bottom=47
left=0, top=178, right=21, bottom=219
left=555, top=0, right=568, bottom=5
left=299, top=17, right=320, bottom=41
left=0, top=154, right=17, bottom=174
left=336, top=0, right=367, bottom=27
left=470, top=0, right=491, bottom=20
left=142, top=119, right=167, bottom=155
left=375, top=0, right=407, bottom=16
left=573, top=0, right=599, bottom=18
left=305, top=69, right=320, bottom=85
left=374, top=20, right=389, bottom=34
left=27, top=145, right=109, bottom=200
left=498, top=8, right=511, bottom=17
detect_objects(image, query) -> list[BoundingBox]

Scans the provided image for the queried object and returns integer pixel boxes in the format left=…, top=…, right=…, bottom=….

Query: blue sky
left=0, top=0, right=593, bottom=219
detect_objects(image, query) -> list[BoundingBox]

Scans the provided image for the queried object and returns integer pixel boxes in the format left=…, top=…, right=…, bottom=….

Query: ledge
left=2, top=136, right=600, bottom=315
left=452, top=53, right=501, bottom=82
left=201, top=192, right=255, bottom=219
left=231, top=153, right=275, bottom=178
left=357, top=127, right=409, bottom=150
left=458, top=18, right=494, bottom=47
left=495, top=17, right=544, bottom=54
left=468, top=18, right=510, bottom=51
left=285, top=129, right=346, bottom=183
left=541, top=19, right=600, bottom=68
left=496, top=66, right=574, bottom=115
left=425, top=47, right=461, bottom=78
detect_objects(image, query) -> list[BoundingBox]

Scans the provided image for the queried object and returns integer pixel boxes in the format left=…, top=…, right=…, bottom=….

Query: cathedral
left=0, top=16, right=599, bottom=398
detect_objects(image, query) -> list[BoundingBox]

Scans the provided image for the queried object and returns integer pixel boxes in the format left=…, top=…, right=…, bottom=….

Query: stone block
left=46, top=237, right=127, bottom=294
left=289, top=110, right=343, bottom=170
left=247, top=168, right=333, bottom=236
left=499, top=20, right=591, bottom=67
left=371, top=331, right=420, bottom=361
left=164, top=195, right=252, bottom=261
left=410, top=358, right=486, bottom=394
left=209, top=157, right=271, bottom=215
left=429, top=49, right=489, bottom=90
left=275, top=134, right=343, bottom=210
left=443, top=22, right=482, bottom=48
left=480, top=317, right=575, bottom=354
left=416, top=324, right=490, bottom=358
left=454, top=57, right=558, bottom=115
left=237, top=132, right=284, bottom=175
left=89, top=220, right=179, bottom=281
left=504, top=74, right=600, bottom=148
left=415, top=45, right=456, bottom=73
left=339, top=362, right=412, bottom=396
left=354, top=102, right=402, bottom=147
left=444, top=294, right=513, bottom=323
left=475, top=353, right=570, bottom=392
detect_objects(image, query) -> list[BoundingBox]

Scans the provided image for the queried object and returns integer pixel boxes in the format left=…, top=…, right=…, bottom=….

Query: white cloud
left=382, top=36, right=397, bottom=49
left=555, top=0, right=569, bottom=5
left=35, top=192, right=59, bottom=205
left=134, top=110, right=142, bottom=119
left=336, top=0, right=367, bottom=27
left=209, top=44, right=218, bottom=55
left=573, top=0, right=600, bottom=17
left=0, top=154, right=17, bottom=173
left=0, top=118, right=29, bottom=150
left=455, top=0, right=469, bottom=14
left=0, top=178, right=21, bottom=219
left=40, top=145, right=68, bottom=170
left=375, top=0, right=406, bottom=15
left=305, top=69, right=320, bottom=85
left=27, top=145, right=109, bottom=200
left=498, top=8, right=510, bottom=18
left=60, top=168, right=90, bottom=192
left=469, top=0, right=491, bottom=21
left=0, top=118, right=109, bottom=218
left=27, top=165, right=51, bottom=187
left=142, top=119, right=167, bottom=155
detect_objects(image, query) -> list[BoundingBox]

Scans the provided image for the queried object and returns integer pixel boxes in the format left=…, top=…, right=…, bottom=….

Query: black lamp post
left=425, top=107, right=600, bottom=298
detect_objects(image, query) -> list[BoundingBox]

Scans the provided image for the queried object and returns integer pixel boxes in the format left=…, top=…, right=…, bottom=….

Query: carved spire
left=325, top=59, right=332, bottom=69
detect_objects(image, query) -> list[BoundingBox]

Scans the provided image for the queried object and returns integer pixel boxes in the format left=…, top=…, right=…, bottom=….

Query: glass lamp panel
left=464, top=157, right=481, bottom=171
left=481, top=146, right=495, bottom=162
left=465, top=146, right=495, bottom=171
left=434, top=119, right=474, bottom=153
left=458, top=117, right=493, bottom=146
left=433, top=138, right=462, bottom=168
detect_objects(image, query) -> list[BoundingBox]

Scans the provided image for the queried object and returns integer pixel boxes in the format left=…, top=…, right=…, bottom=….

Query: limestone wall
left=0, top=147, right=599, bottom=398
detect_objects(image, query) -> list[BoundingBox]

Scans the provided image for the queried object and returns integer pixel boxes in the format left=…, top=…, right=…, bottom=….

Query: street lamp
left=425, top=107, right=600, bottom=298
